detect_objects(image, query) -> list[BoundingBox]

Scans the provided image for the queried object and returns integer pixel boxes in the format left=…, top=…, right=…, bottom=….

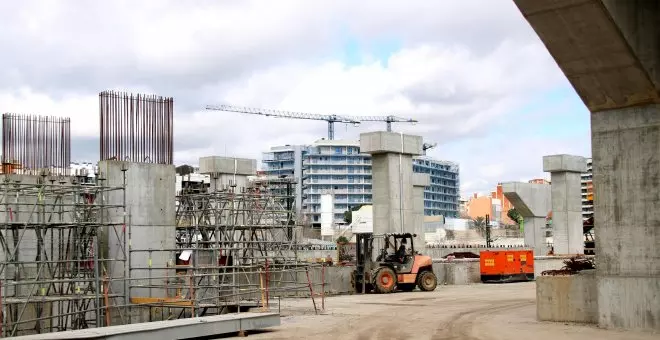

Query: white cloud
left=0, top=0, right=589, bottom=196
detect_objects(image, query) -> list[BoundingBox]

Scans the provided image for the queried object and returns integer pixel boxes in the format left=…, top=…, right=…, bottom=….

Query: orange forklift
left=352, top=232, right=437, bottom=293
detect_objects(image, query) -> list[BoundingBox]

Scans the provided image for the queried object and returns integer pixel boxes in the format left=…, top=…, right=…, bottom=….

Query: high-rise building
left=262, top=139, right=460, bottom=226
left=262, top=145, right=308, bottom=215
left=412, top=157, right=460, bottom=217
left=581, top=158, right=594, bottom=221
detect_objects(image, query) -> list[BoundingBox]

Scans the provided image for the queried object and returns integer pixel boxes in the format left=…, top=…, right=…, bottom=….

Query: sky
left=0, top=0, right=591, bottom=196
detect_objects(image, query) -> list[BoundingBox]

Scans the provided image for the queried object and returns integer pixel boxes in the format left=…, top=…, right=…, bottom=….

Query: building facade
left=412, top=157, right=460, bottom=217
left=262, top=139, right=461, bottom=226
left=581, top=158, right=594, bottom=221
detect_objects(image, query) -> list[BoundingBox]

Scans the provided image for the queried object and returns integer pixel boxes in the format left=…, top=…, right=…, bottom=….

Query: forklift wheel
left=373, top=267, right=397, bottom=294
left=417, top=271, right=438, bottom=291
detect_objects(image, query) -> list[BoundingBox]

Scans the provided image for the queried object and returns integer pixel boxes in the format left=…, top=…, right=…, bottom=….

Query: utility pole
left=485, top=214, right=492, bottom=248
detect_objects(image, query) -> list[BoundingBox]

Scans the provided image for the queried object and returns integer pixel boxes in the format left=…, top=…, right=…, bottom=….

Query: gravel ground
left=233, top=282, right=655, bottom=340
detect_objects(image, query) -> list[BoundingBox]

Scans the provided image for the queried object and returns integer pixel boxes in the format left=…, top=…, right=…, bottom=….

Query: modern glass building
left=262, top=140, right=460, bottom=226
left=412, top=157, right=460, bottom=217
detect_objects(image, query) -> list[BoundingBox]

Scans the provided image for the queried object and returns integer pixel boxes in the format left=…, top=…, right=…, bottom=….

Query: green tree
left=175, top=164, right=195, bottom=176
left=471, top=216, right=487, bottom=237
left=343, top=210, right=352, bottom=224
left=507, top=208, right=522, bottom=224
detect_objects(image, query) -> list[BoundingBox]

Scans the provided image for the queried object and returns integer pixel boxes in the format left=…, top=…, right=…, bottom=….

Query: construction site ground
left=237, top=282, right=653, bottom=340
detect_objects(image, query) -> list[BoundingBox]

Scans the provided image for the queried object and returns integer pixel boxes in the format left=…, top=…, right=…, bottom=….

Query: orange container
left=479, top=250, right=534, bottom=283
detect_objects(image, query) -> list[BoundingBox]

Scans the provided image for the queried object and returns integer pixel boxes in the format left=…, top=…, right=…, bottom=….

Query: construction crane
left=206, top=104, right=360, bottom=140
left=343, top=115, right=418, bottom=132
left=422, top=142, right=437, bottom=155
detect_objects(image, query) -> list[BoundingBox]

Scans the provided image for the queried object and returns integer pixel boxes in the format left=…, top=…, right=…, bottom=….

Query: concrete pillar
left=199, top=156, right=257, bottom=191
left=360, top=131, right=423, bottom=237
left=514, top=0, right=660, bottom=331
left=543, top=154, right=587, bottom=255
left=502, top=182, right=551, bottom=255
left=412, top=173, right=430, bottom=249
left=592, top=105, right=660, bottom=330
left=98, top=161, right=176, bottom=308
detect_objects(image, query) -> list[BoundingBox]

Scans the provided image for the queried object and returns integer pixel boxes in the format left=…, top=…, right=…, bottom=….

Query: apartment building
left=412, top=157, right=460, bottom=217
left=263, top=139, right=460, bottom=226
left=581, top=158, right=594, bottom=221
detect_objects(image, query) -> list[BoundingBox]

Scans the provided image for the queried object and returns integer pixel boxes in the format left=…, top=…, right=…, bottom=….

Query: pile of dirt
left=443, top=252, right=480, bottom=259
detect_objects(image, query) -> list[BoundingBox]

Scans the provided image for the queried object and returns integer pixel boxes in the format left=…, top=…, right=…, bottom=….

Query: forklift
left=352, top=232, right=437, bottom=294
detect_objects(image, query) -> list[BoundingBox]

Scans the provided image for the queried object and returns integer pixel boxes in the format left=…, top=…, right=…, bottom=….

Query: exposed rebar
left=99, top=91, right=174, bottom=165
left=1, top=113, right=71, bottom=176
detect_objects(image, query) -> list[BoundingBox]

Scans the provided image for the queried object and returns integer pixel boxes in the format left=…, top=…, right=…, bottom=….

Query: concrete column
left=543, top=154, right=587, bottom=255
left=99, top=161, right=176, bottom=307
left=412, top=173, right=430, bottom=249
left=502, top=182, right=551, bottom=255
left=199, top=156, right=257, bottom=191
left=360, top=131, right=423, bottom=237
left=592, top=105, right=660, bottom=330
left=514, top=0, right=660, bottom=331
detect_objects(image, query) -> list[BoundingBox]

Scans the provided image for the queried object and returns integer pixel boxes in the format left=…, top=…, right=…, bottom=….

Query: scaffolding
left=126, top=177, right=314, bottom=319
left=0, top=172, right=126, bottom=337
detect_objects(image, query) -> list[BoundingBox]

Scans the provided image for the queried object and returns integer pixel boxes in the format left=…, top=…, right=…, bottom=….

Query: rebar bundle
left=0, top=174, right=127, bottom=337
left=99, top=91, right=174, bottom=165
left=1, top=114, right=71, bottom=176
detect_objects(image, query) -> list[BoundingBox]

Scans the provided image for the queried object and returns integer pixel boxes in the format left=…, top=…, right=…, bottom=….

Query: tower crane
left=206, top=104, right=419, bottom=139
left=343, top=115, right=418, bottom=132
left=206, top=104, right=359, bottom=140
left=422, top=142, right=437, bottom=155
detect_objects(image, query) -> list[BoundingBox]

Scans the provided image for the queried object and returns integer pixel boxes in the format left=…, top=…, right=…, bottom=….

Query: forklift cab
left=378, top=233, right=416, bottom=274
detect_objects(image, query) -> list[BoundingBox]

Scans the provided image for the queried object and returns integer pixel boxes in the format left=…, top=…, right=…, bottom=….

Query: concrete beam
left=543, top=154, right=587, bottom=173
left=199, top=156, right=256, bottom=176
left=359, top=131, right=423, bottom=155
left=502, top=182, right=551, bottom=255
left=11, top=313, right=281, bottom=340
left=513, top=0, right=660, bottom=112
left=501, top=182, right=551, bottom=217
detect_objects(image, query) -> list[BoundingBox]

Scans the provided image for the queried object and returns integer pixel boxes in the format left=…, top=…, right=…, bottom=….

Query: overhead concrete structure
left=543, top=155, right=587, bottom=255
left=514, top=0, right=660, bottom=331
left=360, top=131, right=423, bottom=238
left=502, top=182, right=551, bottom=255
left=199, top=156, right=257, bottom=191
left=412, top=173, right=431, bottom=247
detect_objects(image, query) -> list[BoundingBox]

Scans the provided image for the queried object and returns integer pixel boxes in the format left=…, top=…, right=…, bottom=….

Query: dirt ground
left=239, top=282, right=655, bottom=340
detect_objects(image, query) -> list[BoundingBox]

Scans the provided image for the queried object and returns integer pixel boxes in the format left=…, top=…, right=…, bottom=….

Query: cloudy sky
left=0, top=0, right=591, bottom=195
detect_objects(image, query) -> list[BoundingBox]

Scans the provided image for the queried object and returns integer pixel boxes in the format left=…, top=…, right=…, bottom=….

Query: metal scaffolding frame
left=0, top=172, right=127, bottom=337
left=125, top=178, right=315, bottom=319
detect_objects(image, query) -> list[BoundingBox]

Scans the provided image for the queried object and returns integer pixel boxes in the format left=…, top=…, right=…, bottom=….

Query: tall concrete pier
left=543, top=155, right=587, bottom=255
left=514, top=0, right=660, bottom=331
left=360, top=131, right=424, bottom=245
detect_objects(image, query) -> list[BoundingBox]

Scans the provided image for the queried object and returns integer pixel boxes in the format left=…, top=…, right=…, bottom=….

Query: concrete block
left=412, top=173, right=430, bottom=187
left=359, top=131, right=423, bottom=155
left=543, top=154, right=588, bottom=173
left=199, top=156, right=256, bottom=175
left=536, top=270, right=598, bottom=324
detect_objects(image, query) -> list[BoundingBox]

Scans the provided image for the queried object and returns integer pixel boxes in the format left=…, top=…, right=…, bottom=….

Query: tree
left=175, top=164, right=195, bottom=176
left=471, top=216, right=487, bottom=237
left=507, top=208, right=522, bottom=224
left=343, top=210, right=352, bottom=224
